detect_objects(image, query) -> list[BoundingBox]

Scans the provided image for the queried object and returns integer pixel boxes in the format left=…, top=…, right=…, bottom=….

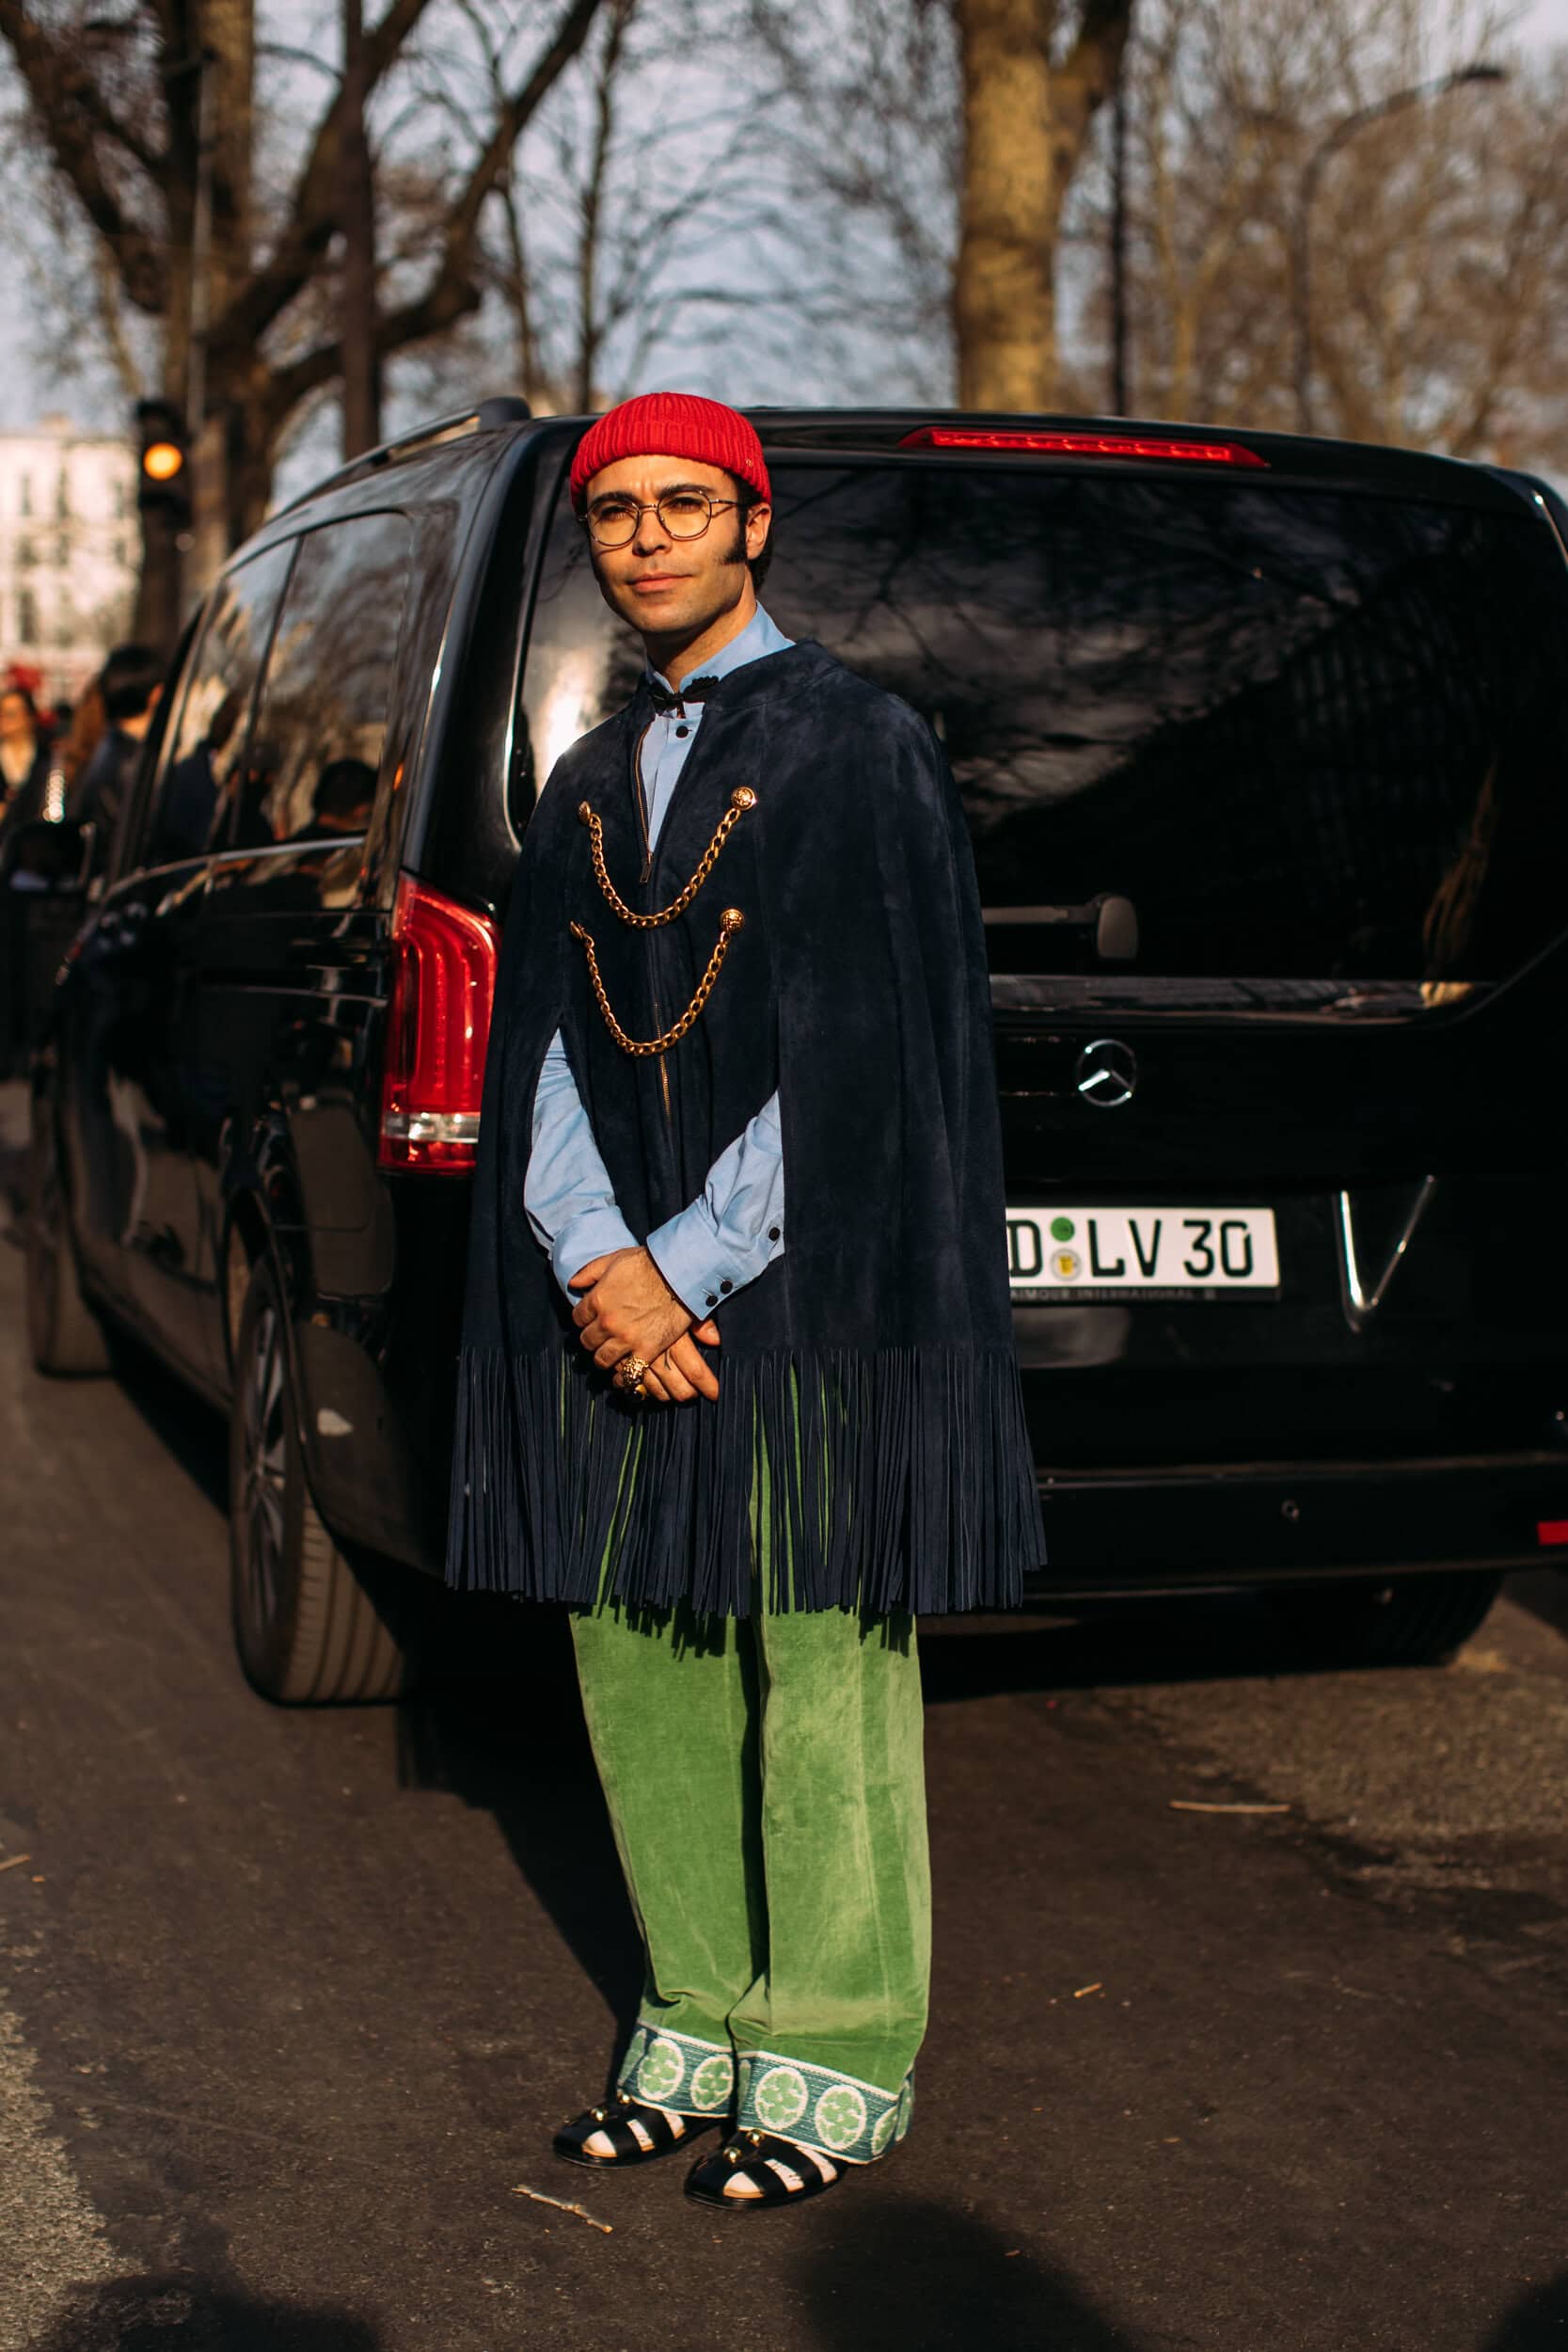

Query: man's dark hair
left=100, top=643, right=164, bottom=723
left=734, top=480, right=775, bottom=593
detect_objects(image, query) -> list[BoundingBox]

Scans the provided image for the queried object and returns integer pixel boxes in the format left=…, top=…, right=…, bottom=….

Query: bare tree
left=0, top=0, right=607, bottom=551
left=443, top=0, right=794, bottom=413
left=956, top=0, right=1133, bottom=406
left=1066, top=0, right=1568, bottom=471
left=747, top=0, right=960, bottom=398
left=749, top=0, right=1133, bottom=407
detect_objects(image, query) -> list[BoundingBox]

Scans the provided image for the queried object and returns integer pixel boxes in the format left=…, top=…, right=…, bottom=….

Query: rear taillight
left=898, top=425, right=1269, bottom=469
left=378, top=875, right=499, bottom=1173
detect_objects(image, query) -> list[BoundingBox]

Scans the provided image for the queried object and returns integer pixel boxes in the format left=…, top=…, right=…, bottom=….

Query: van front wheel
left=229, top=1258, right=415, bottom=1704
left=1269, top=1570, right=1503, bottom=1668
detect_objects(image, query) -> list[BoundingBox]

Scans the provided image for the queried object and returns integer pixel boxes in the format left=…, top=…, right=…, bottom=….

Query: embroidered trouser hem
left=614, top=2023, right=916, bottom=2166
left=572, top=1593, right=930, bottom=2157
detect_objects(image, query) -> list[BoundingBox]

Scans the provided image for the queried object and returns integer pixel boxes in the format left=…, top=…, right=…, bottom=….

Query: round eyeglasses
left=584, top=489, right=739, bottom=548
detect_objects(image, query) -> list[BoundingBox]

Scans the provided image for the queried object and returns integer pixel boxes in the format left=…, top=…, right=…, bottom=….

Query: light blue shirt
left=525, top=604, right=792, bottom=1313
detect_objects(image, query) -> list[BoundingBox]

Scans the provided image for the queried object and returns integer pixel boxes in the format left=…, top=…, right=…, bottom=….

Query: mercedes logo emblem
left=1075, top=1037, right=1137, bottom=1109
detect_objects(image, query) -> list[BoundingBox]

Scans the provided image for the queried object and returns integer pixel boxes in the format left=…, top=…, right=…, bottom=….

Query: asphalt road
left=1, top=1084, right=1566, bottom=2352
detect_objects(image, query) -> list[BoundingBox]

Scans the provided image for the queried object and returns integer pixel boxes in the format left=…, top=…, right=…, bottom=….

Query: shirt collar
left=647, top=604, right=792, bottom=699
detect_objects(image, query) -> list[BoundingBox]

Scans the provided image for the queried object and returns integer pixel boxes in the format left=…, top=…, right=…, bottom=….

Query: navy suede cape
left=446, top=638, right=1043, bottom=1616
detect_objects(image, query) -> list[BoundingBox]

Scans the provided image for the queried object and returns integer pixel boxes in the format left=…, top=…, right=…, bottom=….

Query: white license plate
left=1008, top=1206, right=1280, bottom=1299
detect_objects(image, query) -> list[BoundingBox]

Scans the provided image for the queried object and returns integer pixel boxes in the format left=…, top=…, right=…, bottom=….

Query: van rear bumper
left=1025, top=1454, right=1568, bottom=1597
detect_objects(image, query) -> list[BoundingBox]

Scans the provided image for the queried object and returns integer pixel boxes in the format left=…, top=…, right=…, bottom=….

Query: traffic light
left=133, top=397, right=189, bottom=657
left=135, top=398, right=190, bottom=531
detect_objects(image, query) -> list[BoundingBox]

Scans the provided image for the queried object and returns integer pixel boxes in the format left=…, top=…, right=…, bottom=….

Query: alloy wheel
left=237, top=1301, right=290, bottom=1644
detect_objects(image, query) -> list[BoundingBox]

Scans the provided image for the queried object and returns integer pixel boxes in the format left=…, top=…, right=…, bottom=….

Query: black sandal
left=685, top=2128, right=846, bottom=2209
left=553, top=2097, right=715, bottom=2169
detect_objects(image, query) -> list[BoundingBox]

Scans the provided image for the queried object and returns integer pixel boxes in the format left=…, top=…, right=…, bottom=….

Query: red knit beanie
left=569, top=391, right=770, bottom=511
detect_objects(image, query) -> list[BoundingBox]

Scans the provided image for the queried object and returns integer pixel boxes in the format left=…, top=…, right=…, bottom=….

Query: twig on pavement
left=1170, top=1800, right=1290, bottom=1815
left=512, top=2183, right=613, bottom=2233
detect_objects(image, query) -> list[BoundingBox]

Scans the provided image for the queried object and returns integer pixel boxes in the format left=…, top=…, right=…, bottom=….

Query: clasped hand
left=569, top=1247, right=721, bottom=1404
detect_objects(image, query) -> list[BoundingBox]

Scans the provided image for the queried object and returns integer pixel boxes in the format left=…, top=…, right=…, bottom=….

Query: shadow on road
left=1503, top=1568, right=1568, bottom=1655
left=100, top=1322, right=230, bottom=1515
left=796, top=2198, right=1143, bottom=2352
left=1480, top=2275, right=1568, bottom=2350
left=24, top=2272, right=381, bottom=2351
left=918, top=1591, right=1299, bottom=1705
left=395, top=1606, right=646, bottom=2065
left=388, top=1586, right=1317, bottom=2074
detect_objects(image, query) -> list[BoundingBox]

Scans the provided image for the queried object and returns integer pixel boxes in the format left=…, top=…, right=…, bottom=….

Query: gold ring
left=612, top=1354, right=650, bottom=1397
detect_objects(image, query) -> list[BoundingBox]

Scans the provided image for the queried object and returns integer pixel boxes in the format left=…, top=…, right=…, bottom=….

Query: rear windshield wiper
left=981, top=893, right=1139, bottom=961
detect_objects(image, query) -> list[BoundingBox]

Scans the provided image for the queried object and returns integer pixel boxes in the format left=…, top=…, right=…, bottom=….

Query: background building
left=0, top=416, right=137, bottom=709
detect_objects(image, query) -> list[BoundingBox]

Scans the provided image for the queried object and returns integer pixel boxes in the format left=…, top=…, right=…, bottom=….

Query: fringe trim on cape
left=447, top=1342, right=1040, bottom=1617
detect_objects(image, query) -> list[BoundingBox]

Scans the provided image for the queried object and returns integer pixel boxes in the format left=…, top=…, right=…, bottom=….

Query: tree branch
left=261, top=273, right=486, bottom=426
left=443, top=0, right=605, bottom=262
left=220, top=0, right=602, bottom=371
left=0, top=0, right=167, bottom=309
left=214, top=0, right=447, bottom=353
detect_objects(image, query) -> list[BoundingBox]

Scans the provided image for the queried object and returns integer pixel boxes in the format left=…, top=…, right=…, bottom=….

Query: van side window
left=147, top=542, right=296, bottom=868
left=518, top=480, right=641, bottom=806
left=112, top=612, right=194, bottom=879
left=233, top=513, right=413, bottom=850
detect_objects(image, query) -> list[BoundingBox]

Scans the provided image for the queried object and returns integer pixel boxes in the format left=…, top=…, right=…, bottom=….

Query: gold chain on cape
left=578, top=785, right=756, bottom=928
left=570, top=783, right=757, bottom=1055
left=570, top=911, right=745, bottom=1057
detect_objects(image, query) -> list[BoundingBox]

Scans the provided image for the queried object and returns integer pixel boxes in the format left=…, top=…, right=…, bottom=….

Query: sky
left=2, top=0, right=1567, bottom=448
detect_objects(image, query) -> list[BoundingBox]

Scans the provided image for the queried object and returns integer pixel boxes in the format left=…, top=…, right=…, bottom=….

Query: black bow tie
left=646, top=675, right=720, bottom=715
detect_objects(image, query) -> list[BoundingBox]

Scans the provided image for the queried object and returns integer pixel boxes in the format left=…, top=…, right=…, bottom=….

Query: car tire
left=25, top=1093, right=110, bottom=1375
left=229, top=1255, right=416, bottom=1704
left=1269, top=1570, right=1503, bottom=1668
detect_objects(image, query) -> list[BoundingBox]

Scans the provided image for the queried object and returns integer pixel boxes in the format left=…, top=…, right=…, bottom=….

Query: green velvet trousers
left=569, top=1597, right=930, bottom=2167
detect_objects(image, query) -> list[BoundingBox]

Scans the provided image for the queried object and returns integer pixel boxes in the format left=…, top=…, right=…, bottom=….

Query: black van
left=24, top=403, right=1568, bottom=1698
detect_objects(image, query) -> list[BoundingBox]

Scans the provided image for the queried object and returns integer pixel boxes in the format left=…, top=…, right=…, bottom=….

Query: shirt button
left=768, top=1226, right=781, bottom=1241
left=675, top=724, right=689, bottom=738
left=720, top=1279, right=734, bottom=1295
left=705, top=1294, right=718, bottom=1308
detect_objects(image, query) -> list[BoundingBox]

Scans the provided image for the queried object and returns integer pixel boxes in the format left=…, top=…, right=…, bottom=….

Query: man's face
left=583, top=454, right=771, bottom=642
left=0, top=692, right=31, bottom=742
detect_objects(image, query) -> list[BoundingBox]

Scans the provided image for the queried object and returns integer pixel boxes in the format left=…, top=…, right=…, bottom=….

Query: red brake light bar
left=898, top=426, right=1268, bottom=469
left=378, top=875, right=499, bottom=1173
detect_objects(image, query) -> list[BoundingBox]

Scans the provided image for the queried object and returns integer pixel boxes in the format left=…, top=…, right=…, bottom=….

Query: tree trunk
left=955, top=0, right=1056, bottom=410
left=204, top=0, right=254, bottom=317
left=229, top=359, right=281, bottom=548
left=340, top=0, right=382, bottom=455
left=133, top=508, right=183, bottom=656
left=189, top=0, right=256, bottom=593
left=955, top=0, right=1133, bottom=411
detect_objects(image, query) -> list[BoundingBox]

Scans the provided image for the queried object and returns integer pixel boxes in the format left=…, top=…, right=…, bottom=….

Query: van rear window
left=521, top=463, right=1568, bottom=988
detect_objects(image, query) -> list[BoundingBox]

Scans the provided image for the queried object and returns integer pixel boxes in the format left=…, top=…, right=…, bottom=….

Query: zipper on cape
left=631, top=718, right=674, bottom=1127
left=632, top=719, right=656, bottom=885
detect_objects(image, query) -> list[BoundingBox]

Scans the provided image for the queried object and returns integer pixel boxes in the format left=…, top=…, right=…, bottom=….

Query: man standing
left=450, top=392, right=1042, bottom=2210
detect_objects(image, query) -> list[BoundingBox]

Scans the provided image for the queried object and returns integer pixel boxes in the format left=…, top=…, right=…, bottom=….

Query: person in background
left=71, top=644, right=164, bottom=868
left=52, top=676, right=106, bottom=820
left=0, top=684, right=52, bottom=846
left=0, top=683, right=56, bottom=1076
left=151, top=688, right=245, bottom=866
